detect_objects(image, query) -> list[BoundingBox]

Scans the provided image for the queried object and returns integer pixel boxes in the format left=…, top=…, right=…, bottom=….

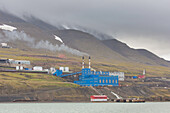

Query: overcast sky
left=0, top=0, right=170, bottom=60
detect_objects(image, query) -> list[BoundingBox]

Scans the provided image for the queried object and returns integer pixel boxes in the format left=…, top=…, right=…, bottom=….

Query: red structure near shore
left=138, top=75, right=145, bottom=79
left=90, top=95, right=108, bottom=102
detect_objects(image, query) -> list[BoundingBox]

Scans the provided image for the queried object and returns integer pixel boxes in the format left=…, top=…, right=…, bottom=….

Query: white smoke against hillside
left=0, top=30, right=88, bottom=56
left=3, top=30, right=34, bottom=43
left=34, top=40, right=88, bottom=56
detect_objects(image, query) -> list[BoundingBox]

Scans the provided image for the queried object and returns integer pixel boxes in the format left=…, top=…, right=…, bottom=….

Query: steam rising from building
left=0, top=30, right=88, bottom=56
left=34, top=40, right=88, bottom=56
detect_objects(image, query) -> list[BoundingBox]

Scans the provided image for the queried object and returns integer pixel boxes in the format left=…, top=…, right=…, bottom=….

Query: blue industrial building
left=53, top=56, right=119, bottom=86
left=53, top=68, right=119, bottom=87
left=74, top=68, right=119, bottom=86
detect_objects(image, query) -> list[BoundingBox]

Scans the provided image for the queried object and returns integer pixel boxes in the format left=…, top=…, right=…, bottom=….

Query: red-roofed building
left=138, top=75, right=145, bottom=79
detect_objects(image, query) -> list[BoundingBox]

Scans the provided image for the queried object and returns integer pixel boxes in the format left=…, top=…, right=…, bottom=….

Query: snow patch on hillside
left=62, top=25, right=70, bottom=30
left=54, top=35, right=63, bottom=43
left=0, top=24, right=17, bottom=31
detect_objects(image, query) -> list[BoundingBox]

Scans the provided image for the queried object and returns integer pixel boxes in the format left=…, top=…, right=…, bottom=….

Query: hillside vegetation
left=0, top=48, right=170, bottom=77
left=0, top=71, right=98, bottom=102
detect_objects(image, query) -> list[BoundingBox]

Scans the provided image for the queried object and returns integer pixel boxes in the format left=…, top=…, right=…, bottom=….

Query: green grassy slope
left=1, top=48, right=170, bottom=77
left=0, top=48, right=170, bottom=102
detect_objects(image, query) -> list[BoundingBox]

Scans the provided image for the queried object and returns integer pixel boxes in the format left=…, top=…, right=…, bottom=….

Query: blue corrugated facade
left=53, top=70, right=63, bottom=76
left=53, top=68, right=119, bottom=86
left=74, top=68, right=119, bottom=86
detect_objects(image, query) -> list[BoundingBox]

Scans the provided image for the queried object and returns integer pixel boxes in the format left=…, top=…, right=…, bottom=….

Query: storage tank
left=16, top=66, right=19, bottom=70
left=50, top=67, right=55, bottom=72
left=59, top=67, right=64, bottom=71
left=20, top=66, right=24, bottom=70
left=64, top=67, right=69, bottom=72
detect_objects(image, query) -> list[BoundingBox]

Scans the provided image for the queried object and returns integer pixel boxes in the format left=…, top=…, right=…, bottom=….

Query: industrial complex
left=53, top=56, right=120, bottom=86
left=0, top=56, right=147, bottom=87
left=0, top=56, right=148, bottom=102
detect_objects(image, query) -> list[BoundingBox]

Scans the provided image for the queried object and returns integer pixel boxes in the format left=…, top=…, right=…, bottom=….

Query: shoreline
left=0, top=100, right=170, bottom=103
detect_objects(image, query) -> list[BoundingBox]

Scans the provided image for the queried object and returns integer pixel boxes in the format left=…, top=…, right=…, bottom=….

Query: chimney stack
left=82, top=56, right=85, bottom=69
left=143, top=69, right=146, bottom=75
left=89, top=56, right=91, bottom=69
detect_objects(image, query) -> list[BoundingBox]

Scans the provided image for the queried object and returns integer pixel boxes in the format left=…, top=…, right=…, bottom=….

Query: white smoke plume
left=34, top=40, right=88, bottom=56
left=0, top=30, right=88, bottom=56
left=2, top=30, right=34, bottom=43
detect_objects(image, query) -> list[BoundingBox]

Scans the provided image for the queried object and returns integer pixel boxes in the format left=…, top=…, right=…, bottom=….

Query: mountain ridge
left=0, top=10, right=170, bottom=67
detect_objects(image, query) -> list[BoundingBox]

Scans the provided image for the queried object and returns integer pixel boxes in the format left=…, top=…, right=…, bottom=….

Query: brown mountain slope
left=102, top=39, right=170, bottom=66
left=0, top=10, right=170, bottom=67
left=54, top=29, right=127, bottom=61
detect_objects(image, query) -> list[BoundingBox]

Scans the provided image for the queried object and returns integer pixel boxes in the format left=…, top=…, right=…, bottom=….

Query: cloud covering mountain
left=0, top=0, right=170, bottom=60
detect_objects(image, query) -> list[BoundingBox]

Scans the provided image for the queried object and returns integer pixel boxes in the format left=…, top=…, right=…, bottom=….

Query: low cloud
left=0, top=0, right=170, bottom=59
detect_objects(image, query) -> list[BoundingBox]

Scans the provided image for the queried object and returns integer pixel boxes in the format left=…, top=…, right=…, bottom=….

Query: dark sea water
left=0, top=102, right=169, bottom=113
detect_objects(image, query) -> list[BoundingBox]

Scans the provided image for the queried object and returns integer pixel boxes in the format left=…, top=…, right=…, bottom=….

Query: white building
left=59, top=67, right=69, bottom=72
left=10, top=60, right=30, bottom=65
left=1, top=43, right=7, bottom=47
left=1, top=43, right=10, bottom=48
left=59, top=67, right=64, bottom=71
left=33, top=66, right=43, bottom=71
left=50, top=67, right=56, bottom=74
left=64, top=67, right=69, bottom=72
left=109, top=72, right=125, bottom=81
left=16, top=66, right=24, bottom=70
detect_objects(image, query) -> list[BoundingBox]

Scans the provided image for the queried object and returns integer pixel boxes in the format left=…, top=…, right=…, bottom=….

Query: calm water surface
left=0, top=102, right=169, bottom=113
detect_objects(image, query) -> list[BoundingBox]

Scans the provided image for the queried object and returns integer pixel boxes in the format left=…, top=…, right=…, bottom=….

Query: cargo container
left=133, top=76, right=138, bottom=79
left=25, top=68, right=32, bottom=71
left=138, top=75, right=145, bottom=79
